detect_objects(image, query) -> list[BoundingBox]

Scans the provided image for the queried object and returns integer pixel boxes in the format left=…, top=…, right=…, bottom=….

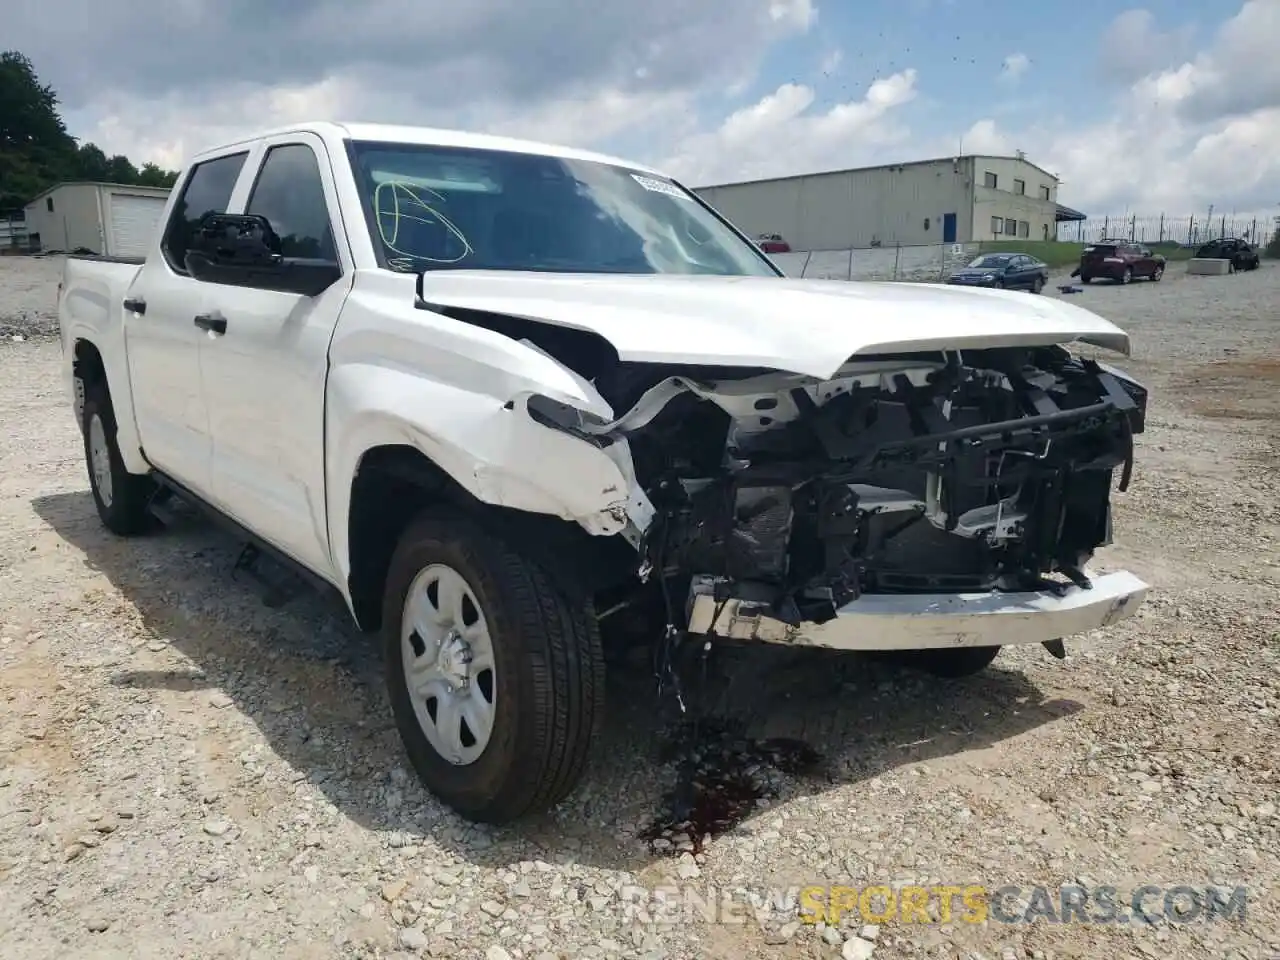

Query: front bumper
left=686, top=570, right=1148, bottom=651
left=946, top=276, right=997, bottom=287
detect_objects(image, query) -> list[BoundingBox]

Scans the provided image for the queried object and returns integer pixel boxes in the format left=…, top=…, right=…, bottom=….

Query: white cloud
left=661, top=70, right=919, bottom=185
left=1097, top=9, right=1196, bottom=84
left=959, top=119, right=1015, bottom=156
left=957, top=0, right=1280, bottom=216
left=34, top=0, right=1280, bottom=224
left=1000, top=53, right=1030, bottom=84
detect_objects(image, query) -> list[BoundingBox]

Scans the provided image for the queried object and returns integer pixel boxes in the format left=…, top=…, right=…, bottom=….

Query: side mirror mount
left=185, top=213, right=340, bottom=297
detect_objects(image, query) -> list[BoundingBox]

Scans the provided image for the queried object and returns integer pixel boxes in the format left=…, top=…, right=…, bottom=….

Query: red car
left=756, top=233, right=791, bottom=254
left=1076, top=239, right=1166, bottom=284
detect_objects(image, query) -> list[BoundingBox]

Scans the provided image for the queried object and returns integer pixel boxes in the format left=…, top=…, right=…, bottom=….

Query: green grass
left=975, top=240, right=1195, bottom=268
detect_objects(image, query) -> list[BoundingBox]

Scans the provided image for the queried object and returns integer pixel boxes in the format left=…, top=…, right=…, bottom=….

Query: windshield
left=967, top=255, right=1012, bottom=268
left=348, top=140, right=780, bottom=277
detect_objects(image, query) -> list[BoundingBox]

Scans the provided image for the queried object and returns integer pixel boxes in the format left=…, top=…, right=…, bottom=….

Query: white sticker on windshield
left=632, top=174, right=690, bottom=199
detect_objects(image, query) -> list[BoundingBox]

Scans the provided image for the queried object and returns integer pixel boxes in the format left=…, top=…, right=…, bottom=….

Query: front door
left=198, top=134, right=353, bottom=581
left=123, top=150, right=253, bottom=500
left=942, top=213, right=957, bottom=243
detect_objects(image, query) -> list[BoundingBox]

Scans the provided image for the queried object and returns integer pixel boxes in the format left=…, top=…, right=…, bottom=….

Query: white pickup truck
left=58, top=121, right=1150, bottom=824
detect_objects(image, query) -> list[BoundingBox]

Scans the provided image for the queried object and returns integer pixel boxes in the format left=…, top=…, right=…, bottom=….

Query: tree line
left=0, top=50, right=180, bottom=213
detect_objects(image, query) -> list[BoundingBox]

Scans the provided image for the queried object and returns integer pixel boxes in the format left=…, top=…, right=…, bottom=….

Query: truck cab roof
left=190, top=120, right=664, bottom=178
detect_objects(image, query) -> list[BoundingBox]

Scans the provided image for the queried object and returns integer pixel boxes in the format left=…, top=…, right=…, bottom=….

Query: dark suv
left=1195, top=237, right=1260, bottom=272
left=1076, top=240, right=1166, bottom=284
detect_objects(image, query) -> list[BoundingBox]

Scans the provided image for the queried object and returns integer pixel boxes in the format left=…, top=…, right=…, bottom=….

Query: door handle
left=193, top=313, right=227, bottom=335
left=123, top=297, right=146, bottom=315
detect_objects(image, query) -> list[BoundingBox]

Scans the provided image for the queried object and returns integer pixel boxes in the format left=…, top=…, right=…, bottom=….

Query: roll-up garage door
left=107, top=193, right=167, bottom=258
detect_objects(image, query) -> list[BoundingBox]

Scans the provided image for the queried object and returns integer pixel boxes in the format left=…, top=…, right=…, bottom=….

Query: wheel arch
left=67, top=332, right=149, bottom=474
left=343, top=443, right=639, bottom=633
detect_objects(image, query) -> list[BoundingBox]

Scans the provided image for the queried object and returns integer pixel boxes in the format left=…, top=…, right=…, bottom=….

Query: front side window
left=246, top=144, right=336, bottom=261
left=348, top=141, right=779, bottom=277
left=162, top=152, right=249, bottom=273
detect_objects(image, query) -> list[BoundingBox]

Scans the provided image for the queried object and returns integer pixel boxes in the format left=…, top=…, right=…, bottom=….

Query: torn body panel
left=522, top=341, right=1150, bottom=651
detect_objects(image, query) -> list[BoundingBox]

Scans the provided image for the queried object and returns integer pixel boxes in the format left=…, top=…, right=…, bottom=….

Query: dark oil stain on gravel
left=640, top=719, right=825, bottom=855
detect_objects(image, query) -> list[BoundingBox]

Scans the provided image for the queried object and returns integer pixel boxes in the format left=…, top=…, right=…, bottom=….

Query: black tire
left=905, top=645, right=1002, bottom=678
left=82, top=379, right=155, bottom=536
left=1228, top=261, right=1236, bottom=274
left=1080, top=274, right=1092, bottom=284
left=382, top=510, right=605, bottom=823
left=1031, top=275, right=1045, bottom=294
left=1121, top=267, right=1133, bottom=284
left=1151, top=263, right=1164, bottom=281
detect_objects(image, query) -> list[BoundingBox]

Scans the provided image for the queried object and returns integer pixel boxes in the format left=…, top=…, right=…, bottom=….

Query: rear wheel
left=1031, top=275, right=1045, bottom=294
left=1080, top=274, right=1092, bottom=284
left=1121, top=267, right=1133, bottom=284
left=905, top=646, right=1002, bottom=678
left=382, top=510, right=605, bottom=823
left=82, top=379, right=155, bottom=536
left=1151, top=263, right=1164, bottom=281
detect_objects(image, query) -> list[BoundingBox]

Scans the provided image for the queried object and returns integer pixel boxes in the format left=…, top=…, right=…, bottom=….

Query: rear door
left=123, top=149, right=253, bottom=497
left=197, top=133, right=353, bottom=580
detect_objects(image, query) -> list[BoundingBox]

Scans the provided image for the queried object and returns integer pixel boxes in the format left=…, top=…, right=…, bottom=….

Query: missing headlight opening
left=542, top=344, right=1147, bottom=679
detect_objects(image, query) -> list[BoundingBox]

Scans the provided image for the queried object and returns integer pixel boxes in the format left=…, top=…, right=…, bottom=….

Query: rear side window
left=246, top=144, right=337, bottom=261
left=161, top=152, right=249, bottom=273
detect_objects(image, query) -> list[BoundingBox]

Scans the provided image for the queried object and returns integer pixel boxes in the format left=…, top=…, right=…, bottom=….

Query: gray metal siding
left=23, top=185, right=103, bottom=253
left=697, top=160, right=974, bottom=251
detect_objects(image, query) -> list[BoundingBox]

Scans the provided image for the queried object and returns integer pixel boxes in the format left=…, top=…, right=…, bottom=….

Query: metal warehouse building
left=23, top=182, right=171, bottom=258
left=695, top=154, right=1082, bottom=252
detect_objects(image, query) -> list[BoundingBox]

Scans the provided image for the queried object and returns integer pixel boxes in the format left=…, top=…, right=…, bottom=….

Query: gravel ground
left=1, top=255, right=1278, bottom=960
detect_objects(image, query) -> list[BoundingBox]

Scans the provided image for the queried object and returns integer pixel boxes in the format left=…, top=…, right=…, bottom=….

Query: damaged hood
left=416, top=271, right=1131, bottom=380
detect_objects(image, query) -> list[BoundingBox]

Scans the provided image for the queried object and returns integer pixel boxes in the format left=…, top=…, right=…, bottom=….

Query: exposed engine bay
left=530, top=344, right=1147, bottom=631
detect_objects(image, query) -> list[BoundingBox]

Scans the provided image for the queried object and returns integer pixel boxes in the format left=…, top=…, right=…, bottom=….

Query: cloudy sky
left=10, top=0, right=1280, bottom=219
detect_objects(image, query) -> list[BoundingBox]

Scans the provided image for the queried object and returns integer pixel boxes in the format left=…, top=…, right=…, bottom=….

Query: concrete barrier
left=1187, top=258, right=1232, bottom=276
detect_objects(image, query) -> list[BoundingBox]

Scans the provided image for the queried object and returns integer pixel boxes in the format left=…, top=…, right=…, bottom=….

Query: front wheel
left=904, top=646, right=1002, bottom=678
left=1151, top=263, right=1164, bottom=281
left=82, top=379, right=155, bottom=536
left=382, top=511, right=605, bottom=823
left=1121, top=267, right=1133, bottom=284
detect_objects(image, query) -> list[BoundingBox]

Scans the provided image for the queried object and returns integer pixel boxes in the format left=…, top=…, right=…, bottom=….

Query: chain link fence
left=1057, top=214, right=1276, bottom=247
left=771, top=243, right=982, bottom=282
